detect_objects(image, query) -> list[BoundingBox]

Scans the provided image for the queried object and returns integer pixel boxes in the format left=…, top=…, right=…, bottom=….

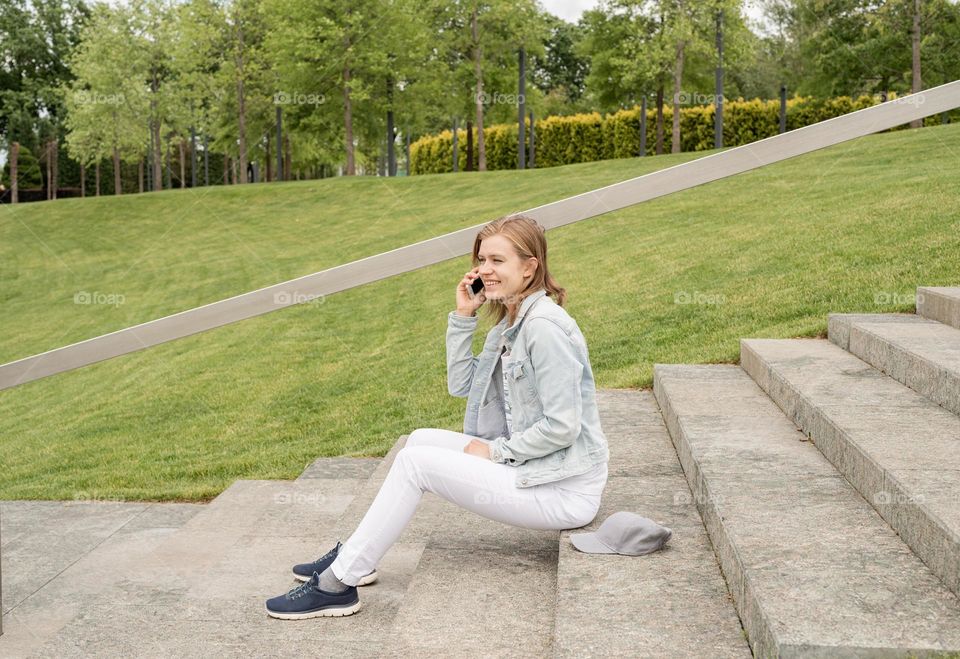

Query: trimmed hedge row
left=410, top=94, right=921, bottom=174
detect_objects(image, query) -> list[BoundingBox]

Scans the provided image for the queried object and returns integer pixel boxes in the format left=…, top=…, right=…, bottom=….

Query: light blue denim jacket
left=446, top=288, right=610, bottom=488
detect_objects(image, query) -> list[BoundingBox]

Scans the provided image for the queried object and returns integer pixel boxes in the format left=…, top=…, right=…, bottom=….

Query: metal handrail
left=1, top=81, right=959, bottom=639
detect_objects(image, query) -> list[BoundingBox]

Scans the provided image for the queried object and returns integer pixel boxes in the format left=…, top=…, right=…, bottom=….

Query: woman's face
left=477, top=234, right=537, bottom=308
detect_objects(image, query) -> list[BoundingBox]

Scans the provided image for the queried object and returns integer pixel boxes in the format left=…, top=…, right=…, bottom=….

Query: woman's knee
left=405, top=427, right=471, bottom=451
left=394, top=444, right=438, bottom=474
left=405, top=428, right=434, bottom=447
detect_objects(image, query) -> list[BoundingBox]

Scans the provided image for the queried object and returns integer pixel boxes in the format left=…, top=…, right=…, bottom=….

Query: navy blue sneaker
left=292, top=540, right=378, bottom=585
left=265, top=571, right=361, bottom=619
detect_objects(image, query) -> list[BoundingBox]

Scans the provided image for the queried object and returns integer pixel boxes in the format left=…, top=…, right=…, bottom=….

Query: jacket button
left=521, top=478, right=528, bottom=485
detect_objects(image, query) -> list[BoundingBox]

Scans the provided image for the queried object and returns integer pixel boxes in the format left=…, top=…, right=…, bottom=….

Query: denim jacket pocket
left=507, top=356, right=538, bottom=403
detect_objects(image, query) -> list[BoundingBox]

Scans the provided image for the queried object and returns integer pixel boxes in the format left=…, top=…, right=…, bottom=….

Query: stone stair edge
left=652, top=362, right=960, bottom=656
left=738, top=336, right=960, bottom=601
left=918, top=286, right=960, bottom=329
left=826, top=311, right=960, bottom=416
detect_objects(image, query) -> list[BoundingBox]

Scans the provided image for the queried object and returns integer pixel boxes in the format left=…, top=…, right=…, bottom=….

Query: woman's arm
left=488, top=317, right=584, bottom=465
left=446, top=311, right=480, bottom=398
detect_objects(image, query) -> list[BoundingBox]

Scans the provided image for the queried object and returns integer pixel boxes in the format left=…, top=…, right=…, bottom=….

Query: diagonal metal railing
left=1, top=81, right=959, bottom=638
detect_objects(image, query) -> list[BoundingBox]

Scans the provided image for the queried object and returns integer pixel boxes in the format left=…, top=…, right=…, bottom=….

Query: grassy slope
left=1, top=123, right=958, bottom=501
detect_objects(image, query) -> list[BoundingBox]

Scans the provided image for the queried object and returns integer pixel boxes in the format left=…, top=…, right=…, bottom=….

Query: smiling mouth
left=484, top=281, right=501, bottom=287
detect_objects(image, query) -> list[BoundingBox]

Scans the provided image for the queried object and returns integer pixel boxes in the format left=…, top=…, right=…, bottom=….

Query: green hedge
left=410, top=94, right=937, bottom=174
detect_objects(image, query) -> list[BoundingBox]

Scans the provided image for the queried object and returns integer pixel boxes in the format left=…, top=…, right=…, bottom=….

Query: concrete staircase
left=3, top=285, right=958, bottom=657
left=1, top=390, right=750, bottom=658
left=654, top=285, right=960, bottom=656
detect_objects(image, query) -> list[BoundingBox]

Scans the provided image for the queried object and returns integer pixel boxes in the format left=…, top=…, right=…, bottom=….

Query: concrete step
left=25, top=465, right=377, bottom=657
left=829, top=312, right=960, bottom=416
left=654, top=363, right=960, bottom=657
left=335, top=434, right=561, bottom=656
left=918, top=286, right=960, bottom=329
left=0, top=501, right=204, bottom=658
left=553, top=389, right=751, bottom=658
left=741, top=337, right=960, bottom=602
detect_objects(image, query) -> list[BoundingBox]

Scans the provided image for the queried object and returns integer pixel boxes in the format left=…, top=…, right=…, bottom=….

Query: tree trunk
left=80, top=163, right=85, bottom=198
left=113, top=145, right=122, bottom=195
left=655, top=86, right=665, bottom=155
left=910, top=0, right=922, bottom=129
left=235, top=22, right=249, bottom=183
left=223, top=154, right=229, bottom=184
left=138, top=156, right=144, bottom=193
left=10, top=142, right=19, bottom=203
left=45, top=141, right=52, bottom=200
left=466, top=120, right=474, bottom=171
left=51, top=139, right=58, bottom=200
left=151, top=73, right=162, bottom=188
left=672, top=40, right=685, bottom=154
left=95, top=161, right=101, bottom=196
left=284, top=135, right=291, bottom=182
left=178, top=139, right=186, bottom=188
left=343, top=43, right=356, bottom=175
left=472, top=7, right=486, bottom=171
left=265, top=138, right=272, bottom=182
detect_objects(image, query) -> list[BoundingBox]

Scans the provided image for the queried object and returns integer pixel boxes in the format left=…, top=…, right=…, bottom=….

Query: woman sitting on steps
left=265, top=213, right=610, bottom=619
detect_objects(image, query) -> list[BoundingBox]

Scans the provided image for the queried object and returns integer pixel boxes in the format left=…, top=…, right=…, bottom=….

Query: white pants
left=330, top=428, right=602, bottom=586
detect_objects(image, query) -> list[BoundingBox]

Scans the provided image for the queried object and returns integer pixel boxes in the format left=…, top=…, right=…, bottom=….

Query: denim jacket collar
left=500, top=288, right=548, bottom=344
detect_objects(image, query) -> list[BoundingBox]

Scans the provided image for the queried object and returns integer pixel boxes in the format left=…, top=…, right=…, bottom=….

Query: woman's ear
left=524, top=257, right=539, bottom=278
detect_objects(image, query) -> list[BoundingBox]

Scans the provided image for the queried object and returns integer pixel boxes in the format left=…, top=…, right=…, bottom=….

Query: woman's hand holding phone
left=456, top=267, right=486, bottom=317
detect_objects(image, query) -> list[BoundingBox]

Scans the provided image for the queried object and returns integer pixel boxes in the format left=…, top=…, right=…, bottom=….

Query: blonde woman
left=266, top=214, right=609, bottom=619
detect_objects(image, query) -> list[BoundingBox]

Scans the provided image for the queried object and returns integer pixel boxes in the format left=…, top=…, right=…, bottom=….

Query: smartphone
left=470, top=276, right=484, bottom=297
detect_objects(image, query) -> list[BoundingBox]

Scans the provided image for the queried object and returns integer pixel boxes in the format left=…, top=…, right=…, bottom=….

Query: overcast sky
left=539, top=0, right=771, bottom=32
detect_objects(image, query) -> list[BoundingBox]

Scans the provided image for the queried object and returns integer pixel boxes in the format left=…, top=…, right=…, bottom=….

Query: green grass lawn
left=2, top=122, right=959, bottom=501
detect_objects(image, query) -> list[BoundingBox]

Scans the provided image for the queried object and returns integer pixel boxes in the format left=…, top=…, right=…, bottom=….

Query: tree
left=0, top=0, right=87, bottom=197
left=218, top=0, right=272, bottom=182
left=63, top=3, right=149, bottom=196
left=123, top=0, right=178, bottom=189
left=764, top=0, right=960, bottom=100
left=263, top=0, right=385, bottom=175
left=169, top=0, right=227, bottom=185
left=450, top=0, right=546, bottom=170
left=531, top=15, right=591, bottom=115
left=581, top=0, right=751, bottom=153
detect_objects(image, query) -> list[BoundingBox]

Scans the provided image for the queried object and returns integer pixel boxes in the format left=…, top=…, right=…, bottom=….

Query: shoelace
left=309, top=544, right=338, bottom=569
left=313, top=543, right=340, bottom=565
left=286, top=575, right=319, bottom=600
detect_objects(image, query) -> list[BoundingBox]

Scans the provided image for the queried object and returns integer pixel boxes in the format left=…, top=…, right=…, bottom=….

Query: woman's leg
left=330, top=438, right=600, bottom=586
left=403, top=427, right=475, bottom=451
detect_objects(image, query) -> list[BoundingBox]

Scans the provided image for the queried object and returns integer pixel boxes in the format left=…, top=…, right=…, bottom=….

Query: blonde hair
left=472, top=213, right=567, bottom=325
